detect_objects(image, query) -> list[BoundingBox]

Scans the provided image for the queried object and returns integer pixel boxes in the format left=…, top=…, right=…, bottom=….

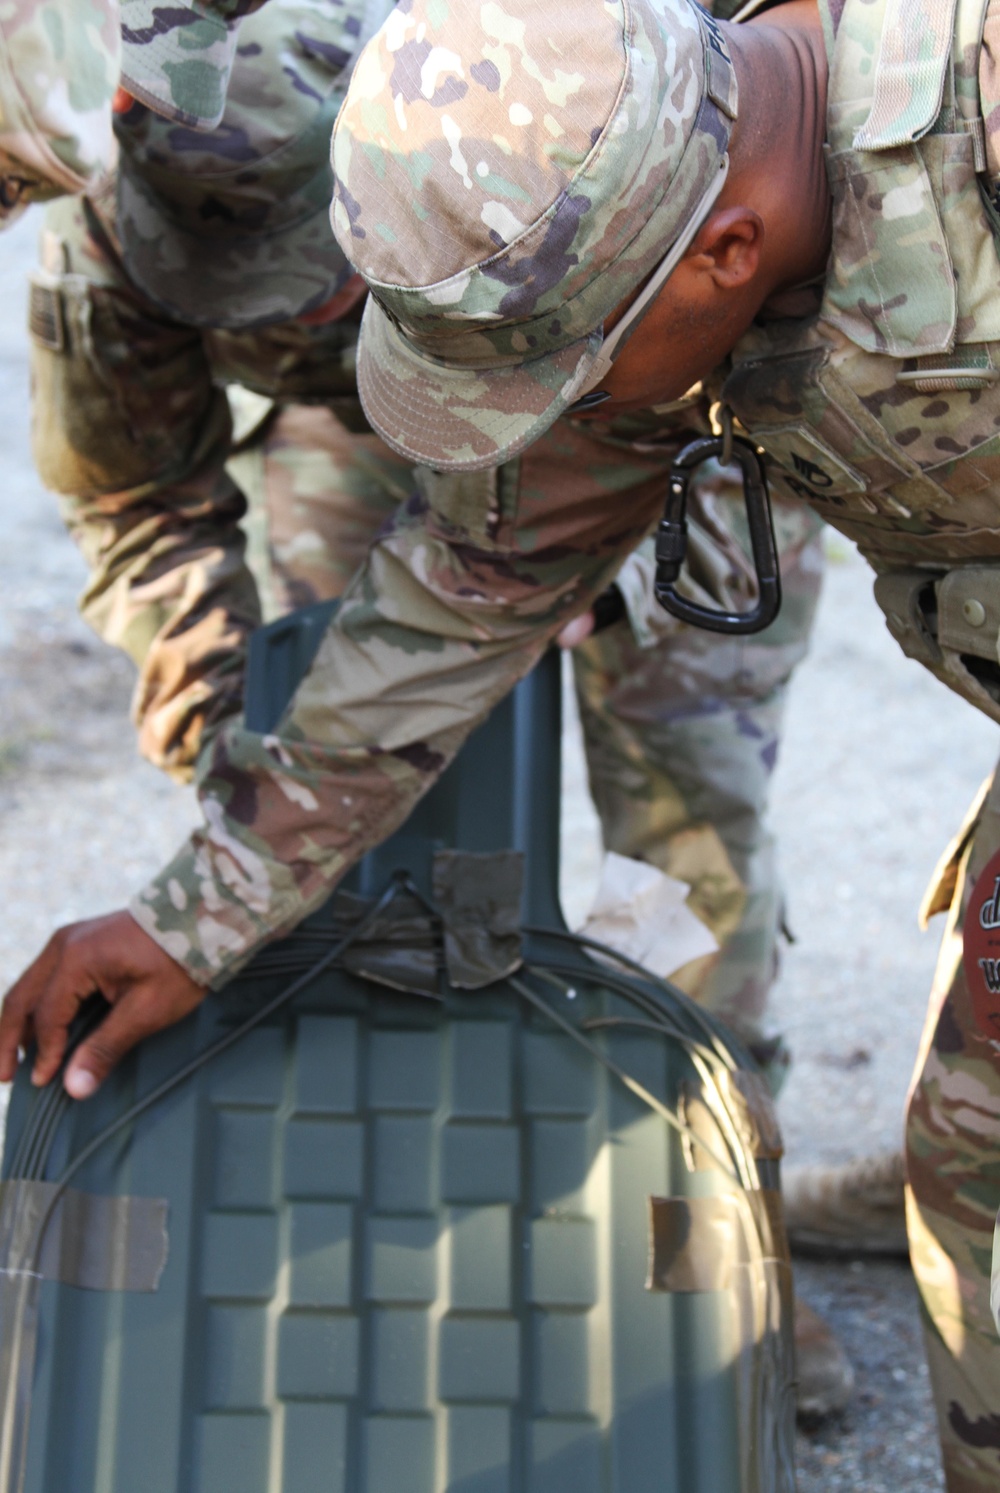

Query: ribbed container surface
left=1, top=612, right=794, bottom=1493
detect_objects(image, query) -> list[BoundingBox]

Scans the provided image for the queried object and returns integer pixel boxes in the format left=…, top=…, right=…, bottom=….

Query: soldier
left=10, top=0, right=862, bottom=1412
left=316, top=0, right=1000, bottom=1484
left=27, top=0, right=379, bottom=779
left=16, top=0, right=825, bottom=1089
left=230, top=407, right=826, bottom=1077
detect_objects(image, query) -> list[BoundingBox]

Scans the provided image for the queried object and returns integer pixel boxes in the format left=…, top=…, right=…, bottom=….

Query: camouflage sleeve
left=30, top=194, right=261, bottom=778
left=129, top=416, right=681, bottom=985
left=0, top=0, right=120, bottom=221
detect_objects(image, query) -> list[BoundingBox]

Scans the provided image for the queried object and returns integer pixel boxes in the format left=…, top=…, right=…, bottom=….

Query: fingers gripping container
left=0, top=605, right=796, bottom=1493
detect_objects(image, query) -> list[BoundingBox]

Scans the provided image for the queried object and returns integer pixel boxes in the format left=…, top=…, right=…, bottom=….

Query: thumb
left=63, top=989, right=162, bottom=1099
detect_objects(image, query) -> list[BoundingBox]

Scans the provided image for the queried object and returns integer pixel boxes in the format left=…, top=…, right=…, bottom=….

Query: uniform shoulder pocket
left=821, top=146, right=957, bottom=357
left=415, top=462, right=520, bottom=547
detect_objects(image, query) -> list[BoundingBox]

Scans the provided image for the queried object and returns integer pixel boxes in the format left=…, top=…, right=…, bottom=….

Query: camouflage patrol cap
left=118, top=0, right=245, bottom=131
left=117, top=0, right=376, bottom=328
left=331, top=0, right=738, bottom=471
left=0, top=0, right=120, bottom=224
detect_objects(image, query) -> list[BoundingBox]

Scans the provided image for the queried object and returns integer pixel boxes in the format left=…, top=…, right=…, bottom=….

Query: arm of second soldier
left=29, top=193, right=261, bottom=779
left=0, top=411, right=681, bottom=1094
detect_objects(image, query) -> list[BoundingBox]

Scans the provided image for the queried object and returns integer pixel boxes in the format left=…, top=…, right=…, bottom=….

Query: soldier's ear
left=686, top=207, right=764, bottom=291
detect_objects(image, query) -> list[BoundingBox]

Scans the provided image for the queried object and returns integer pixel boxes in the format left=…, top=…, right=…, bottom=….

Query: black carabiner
left=654, top=432, right=781, bottom=635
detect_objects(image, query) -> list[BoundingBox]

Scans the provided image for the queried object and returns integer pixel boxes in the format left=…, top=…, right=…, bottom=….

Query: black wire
left=7, top=999, right=108, bottom=1182
left=0, top=875, right=412, bottom=1493
left=2, top=877, right=411, bottom=1313
left=0, top=874, right=770, bottom=1493
left=523, top=960, right=702, bottom=1054
left=336, top=883, right=747, bottom=1180
left=47, top=874, right=406, bottom=1200
left=21, top=1092, right=69, bottom=1184
left=523, top=921, right=686, bottom=984
left=7, top=1087, right=58, bottom=1181
left=9, top=884, right=748, bottom=1257
left=508, top=969, right=742, bottom=1183
left=530, top=953, right=719, bottom=1051
left=522, top=924, right=739, bottom=1065
left=340, top=886, right=735, bottom=1075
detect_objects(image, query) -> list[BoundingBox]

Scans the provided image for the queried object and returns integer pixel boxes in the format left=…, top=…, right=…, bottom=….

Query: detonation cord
left=0, top=872, right=768, bottom=1493
left=0, top=874, right=407, bottom=1493
left=12, top=874, right=408, bottom=1202
left=521, top=924, right=739, bottom=1069
left=509, top=971, right=741, bottom=1183
left=4, top=869, right=767, bottom=1252
left=385, top=876, right=755, bottom=1189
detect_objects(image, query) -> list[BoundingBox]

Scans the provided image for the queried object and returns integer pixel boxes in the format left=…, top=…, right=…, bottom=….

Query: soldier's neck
left=725, top=0, right=832, bottom=297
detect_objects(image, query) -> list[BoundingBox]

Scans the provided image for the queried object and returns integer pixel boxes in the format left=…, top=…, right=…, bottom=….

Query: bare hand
left=0, top=912, right=206, bottom=1099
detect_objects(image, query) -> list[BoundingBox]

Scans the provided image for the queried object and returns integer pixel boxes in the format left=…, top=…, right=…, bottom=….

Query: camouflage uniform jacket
left=38, top=159, right=753, bottom=986
left=723, top=0, right=1000, bottom=725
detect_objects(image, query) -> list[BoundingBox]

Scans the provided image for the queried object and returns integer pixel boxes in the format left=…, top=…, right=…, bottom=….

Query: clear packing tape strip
left=0, top=1181, right=169, bottom=1493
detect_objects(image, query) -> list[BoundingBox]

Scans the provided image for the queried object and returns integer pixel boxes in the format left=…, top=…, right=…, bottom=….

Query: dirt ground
left=3, top=205, right=999, bottom=1489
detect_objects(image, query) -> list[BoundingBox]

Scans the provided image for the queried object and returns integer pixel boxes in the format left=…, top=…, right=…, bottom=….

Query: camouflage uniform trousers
left=29, top=187, right=381, bottom=777
left=907, top=770, right=1000, bottom=1492
left=229, top=400, right=825, bottom=1062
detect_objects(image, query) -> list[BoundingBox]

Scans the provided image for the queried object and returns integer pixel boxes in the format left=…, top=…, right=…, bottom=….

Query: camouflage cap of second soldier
left=0, top=0, right=266, bottom=228
left=331, top=0, right=738, bottom=472
left=117, top=0, right=378, bottom=328
left=118, top=0, right=251, bottom=131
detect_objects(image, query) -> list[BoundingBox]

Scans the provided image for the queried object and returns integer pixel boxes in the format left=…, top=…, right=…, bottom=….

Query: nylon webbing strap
left=854, top=0, right=960, bottom=148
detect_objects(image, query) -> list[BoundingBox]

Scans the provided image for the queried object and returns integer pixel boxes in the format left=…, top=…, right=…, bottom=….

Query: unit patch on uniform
left=962, top=848, right=1000, bottom=1039
left=750, top=425, right=868, bottom=504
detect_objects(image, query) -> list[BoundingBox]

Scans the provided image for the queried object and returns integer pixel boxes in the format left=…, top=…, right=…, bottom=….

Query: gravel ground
left=792, top=1259, right=944, bottom=1491
left=3, top=205, right=998, bottom=1488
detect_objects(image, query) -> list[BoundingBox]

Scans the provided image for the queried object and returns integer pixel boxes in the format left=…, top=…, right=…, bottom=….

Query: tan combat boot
left=794, top=1298, right=855, bottom=1420
left=783, top=1151, right=908, bottom=1257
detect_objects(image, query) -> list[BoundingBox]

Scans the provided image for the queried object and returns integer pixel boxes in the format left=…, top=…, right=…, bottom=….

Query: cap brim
left=118, top=164, right=352, bottom=328
left=356, top=297, right=603, bottom=473
left=120, top=0, right=238, bottom=128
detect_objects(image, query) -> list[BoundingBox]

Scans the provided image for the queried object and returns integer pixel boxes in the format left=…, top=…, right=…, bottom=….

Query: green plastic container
left=1, top=609, right=795, bottom=1492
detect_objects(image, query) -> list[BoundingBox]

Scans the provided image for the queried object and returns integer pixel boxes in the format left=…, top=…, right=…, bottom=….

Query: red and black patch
left=962, top=848, right=1000, bottom=1039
